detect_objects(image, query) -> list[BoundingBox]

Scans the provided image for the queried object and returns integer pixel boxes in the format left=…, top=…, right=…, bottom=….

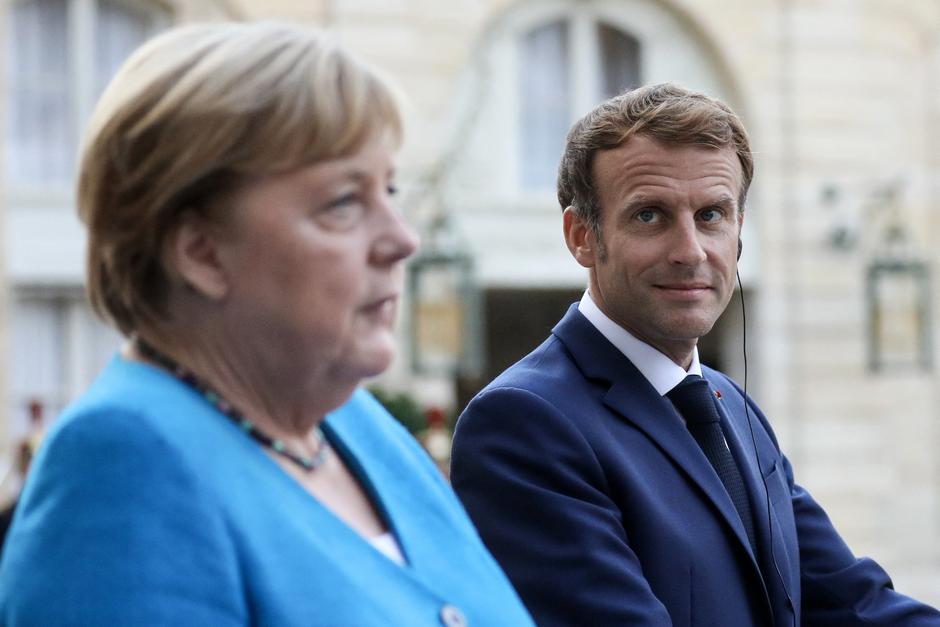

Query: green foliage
left=367, top=386, right=427, bottom=435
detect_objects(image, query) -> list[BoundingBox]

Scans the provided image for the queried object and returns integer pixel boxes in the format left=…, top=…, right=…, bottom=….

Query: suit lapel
left=708, top=371, right=797, bottom=607
left=552, top=305, right=760, bottom=564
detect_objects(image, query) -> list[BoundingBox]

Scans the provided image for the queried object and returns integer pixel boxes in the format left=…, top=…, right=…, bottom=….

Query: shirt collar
left=578, top=290, right=701, bottom=396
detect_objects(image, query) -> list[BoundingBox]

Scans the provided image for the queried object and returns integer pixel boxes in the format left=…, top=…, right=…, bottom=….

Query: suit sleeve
left=0, top=407, right=248, bottom=626
left=783, top=458, right=940, bottom=625
left=737, top=392, right=940, bottom=626
left=451, top=386, right=673, bottom=627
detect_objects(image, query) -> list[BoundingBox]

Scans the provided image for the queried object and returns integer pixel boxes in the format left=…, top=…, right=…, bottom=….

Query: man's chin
left=659, top=318, right=719, bottom=342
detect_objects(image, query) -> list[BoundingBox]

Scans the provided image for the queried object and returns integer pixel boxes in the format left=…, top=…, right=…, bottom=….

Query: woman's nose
left=373, top=202, right=419, bottom=265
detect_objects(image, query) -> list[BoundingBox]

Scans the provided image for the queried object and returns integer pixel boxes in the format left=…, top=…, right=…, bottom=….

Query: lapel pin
left=714, top=390, right=722, bottom=399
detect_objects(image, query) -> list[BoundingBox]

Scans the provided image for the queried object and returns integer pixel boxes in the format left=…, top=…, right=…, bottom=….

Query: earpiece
left=737, top=238, right=743, bottom=261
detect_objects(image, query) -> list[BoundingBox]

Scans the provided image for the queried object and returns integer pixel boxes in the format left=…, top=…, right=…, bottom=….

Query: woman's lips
left=361, top=295, right=399, bottom=323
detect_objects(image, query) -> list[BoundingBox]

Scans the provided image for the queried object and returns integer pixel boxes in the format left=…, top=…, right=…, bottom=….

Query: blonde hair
left=78, top=21, right=403, bottom=335
left=557, top=83, right=753, bottom=247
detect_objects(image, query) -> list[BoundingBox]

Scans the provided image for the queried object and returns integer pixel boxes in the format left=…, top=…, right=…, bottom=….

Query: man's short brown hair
left=557, top=83, right=753, bottom=240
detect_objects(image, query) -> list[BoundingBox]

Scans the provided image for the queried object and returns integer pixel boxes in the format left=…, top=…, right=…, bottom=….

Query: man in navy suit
left=451, top=83, right=940, bottom=626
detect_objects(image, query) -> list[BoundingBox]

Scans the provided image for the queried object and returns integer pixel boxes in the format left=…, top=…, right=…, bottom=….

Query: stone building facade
left=4, top=0, right=939, bottom=604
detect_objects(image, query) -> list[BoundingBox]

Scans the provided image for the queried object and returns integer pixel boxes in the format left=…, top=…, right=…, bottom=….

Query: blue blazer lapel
left=708, top=372, right=798, bottom=608
left=552, top=305, right=761, bottom=563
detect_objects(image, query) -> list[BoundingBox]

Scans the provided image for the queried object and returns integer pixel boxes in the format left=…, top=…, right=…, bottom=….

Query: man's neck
left=577, top=291, right=701, bottom=396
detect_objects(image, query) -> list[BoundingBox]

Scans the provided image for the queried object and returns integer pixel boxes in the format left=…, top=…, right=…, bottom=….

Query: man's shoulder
left=479, top=333, right=582, bottom=399
left=459, top=330, right=612, bottom=438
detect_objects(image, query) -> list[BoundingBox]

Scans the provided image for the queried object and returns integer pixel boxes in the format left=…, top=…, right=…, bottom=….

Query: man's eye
left=700, top=208, right=722, bottom=223
left=637, top=209, right=657, bottom=223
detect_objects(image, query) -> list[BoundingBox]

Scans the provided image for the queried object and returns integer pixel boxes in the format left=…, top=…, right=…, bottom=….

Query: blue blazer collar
left=551, top=305, right=762, bottom=566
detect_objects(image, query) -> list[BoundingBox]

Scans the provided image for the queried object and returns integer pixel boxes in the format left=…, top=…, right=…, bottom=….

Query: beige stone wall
left=771, top=0, right=940, bottom=602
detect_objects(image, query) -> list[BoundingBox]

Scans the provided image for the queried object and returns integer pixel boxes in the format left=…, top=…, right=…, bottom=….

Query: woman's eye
left=327, top=191, right=359, bottom=208
left=318, top=193, right=363, bottom=229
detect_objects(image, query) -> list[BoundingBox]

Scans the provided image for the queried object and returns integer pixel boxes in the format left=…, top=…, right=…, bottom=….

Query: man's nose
left=666, top=217, right=707, bottom=266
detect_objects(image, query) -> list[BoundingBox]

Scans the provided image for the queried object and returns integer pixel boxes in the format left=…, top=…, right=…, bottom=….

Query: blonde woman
left=0, top=22, right=533, bottom=626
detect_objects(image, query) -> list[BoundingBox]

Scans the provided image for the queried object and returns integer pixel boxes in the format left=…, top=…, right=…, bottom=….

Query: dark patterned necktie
left=667, top=375, right=758, bottom=554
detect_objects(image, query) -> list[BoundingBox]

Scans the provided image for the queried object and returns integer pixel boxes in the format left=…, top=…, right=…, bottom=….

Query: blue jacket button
left=440, top=604, right=468, bottom=627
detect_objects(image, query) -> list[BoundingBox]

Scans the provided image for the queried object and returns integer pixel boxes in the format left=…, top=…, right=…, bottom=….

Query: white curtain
left=519, top=20, right=571, bottom=190
left=9, top=298, right=67, bottom=434
left=598, top=23, right=641, bottom=100
left=7, top=0, right=72, bottom=184
left=9, top=295, right=121, bottom=434
left=6, top=0, right=152, bottom=186
left=95, top=1, right=149, bottom=98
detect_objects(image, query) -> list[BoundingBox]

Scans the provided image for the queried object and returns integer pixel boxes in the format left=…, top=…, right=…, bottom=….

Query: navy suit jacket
left=452, top=305, right=940, bottom=626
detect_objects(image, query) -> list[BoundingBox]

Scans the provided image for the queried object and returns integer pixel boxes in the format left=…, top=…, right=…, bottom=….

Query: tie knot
left=667, top=376, right=720, bottom=424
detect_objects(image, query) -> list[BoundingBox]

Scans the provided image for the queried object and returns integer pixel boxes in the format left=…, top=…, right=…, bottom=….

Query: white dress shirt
left=578, top=290, right=702, bottom=396
left=369, top=531, right=406, bottom=565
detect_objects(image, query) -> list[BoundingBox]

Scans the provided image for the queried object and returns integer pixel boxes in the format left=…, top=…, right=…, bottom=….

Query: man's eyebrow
left=620, top=195, right=662, bottom=213
left=618, top=193, right=739, bottom=214
left=706, top=194, right=737, bottom=209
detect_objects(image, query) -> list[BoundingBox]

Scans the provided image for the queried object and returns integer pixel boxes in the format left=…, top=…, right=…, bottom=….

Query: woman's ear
left=165, top=212, right=230, bottom=301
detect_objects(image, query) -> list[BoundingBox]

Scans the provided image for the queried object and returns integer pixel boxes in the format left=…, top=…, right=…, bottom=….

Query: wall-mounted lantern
left=821, top=179, right=933, bottom=372
left=866, top=257, right=932, bottom=372
left=407, top=213, right=483, bottom=377
left=866, top=225, right=933, bottom=372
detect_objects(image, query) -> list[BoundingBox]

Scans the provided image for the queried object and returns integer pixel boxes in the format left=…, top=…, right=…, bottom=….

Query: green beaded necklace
left=136, top=338, right=330, bottom=472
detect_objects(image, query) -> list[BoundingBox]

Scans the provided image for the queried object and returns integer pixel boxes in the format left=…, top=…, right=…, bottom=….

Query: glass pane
left=519, top=19, right=571, bottom=190
left=8, top=295, right=121, bottom=436
left=95, top=0, right=150, bottom=99
left=6, top=0, right=74, bottom=184
left=9, top=297, right=68, bottom=436
left=597, top=22, right=641, bottom=99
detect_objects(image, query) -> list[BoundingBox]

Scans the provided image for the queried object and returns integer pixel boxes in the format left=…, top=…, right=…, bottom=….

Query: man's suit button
left=439, top=604, right=468, bottom=627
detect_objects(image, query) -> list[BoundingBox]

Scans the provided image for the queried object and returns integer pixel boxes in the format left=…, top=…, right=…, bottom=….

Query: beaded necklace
left=136, top=338, right=330, bottom=472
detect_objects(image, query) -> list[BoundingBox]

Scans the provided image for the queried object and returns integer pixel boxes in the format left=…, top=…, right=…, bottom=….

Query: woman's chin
left=350, top=340, right=397, bottom=380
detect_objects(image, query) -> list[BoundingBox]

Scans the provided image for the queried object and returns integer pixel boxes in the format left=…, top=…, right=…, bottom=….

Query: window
left=518, top=18, right=641, bottom=189
left=598, top=23, right=641, bottom=98
left=6, top=0, right=165, bottom=188
left=9, top=290, right=121, bottom=435
left=4, top=0, right=165, bottom=437
left=519, top=20, right=572, bottom=189
left=7, top=0, right=71, bottom=185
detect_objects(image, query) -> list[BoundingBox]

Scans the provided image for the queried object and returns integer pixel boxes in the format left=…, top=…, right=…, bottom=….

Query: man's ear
left=165, top=212, right=230, bottom=301
left=563, top=206, right=597, bottom=269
